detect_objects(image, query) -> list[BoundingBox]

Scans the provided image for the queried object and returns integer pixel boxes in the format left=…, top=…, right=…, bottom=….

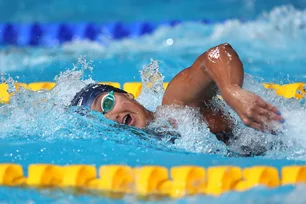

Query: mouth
left=122, top=114, right=133, bottom=126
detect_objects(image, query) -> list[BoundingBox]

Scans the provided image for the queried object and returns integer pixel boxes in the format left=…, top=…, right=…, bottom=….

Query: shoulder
left=162, top=67, right=193, bottom=106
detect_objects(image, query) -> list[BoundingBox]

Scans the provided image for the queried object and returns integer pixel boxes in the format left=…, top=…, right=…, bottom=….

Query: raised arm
left=162, top=43, right=284, bottom=131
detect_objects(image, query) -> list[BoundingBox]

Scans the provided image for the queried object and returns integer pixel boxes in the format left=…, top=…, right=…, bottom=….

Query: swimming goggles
left=101, top=91, right=116, bottom=114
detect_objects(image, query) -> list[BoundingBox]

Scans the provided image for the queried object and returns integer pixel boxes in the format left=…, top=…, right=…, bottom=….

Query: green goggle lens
left=101, top=91, right=115, bottom=113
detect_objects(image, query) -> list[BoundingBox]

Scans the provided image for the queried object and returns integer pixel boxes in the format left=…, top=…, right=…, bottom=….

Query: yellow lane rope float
left=0, top=164, right=306, bottom=198
left=0, top=82, right=305, bottom=104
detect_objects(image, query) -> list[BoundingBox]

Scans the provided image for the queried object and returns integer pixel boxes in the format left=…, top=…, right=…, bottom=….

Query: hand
left=221, top=85, right=284, bottom=131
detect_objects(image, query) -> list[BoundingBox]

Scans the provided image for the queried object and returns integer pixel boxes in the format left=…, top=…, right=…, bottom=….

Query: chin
left=135, top=118, right=150, bottom=129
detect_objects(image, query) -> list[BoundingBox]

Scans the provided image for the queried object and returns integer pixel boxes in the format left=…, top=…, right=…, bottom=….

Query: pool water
left=1, top=1, right=306, bottom=203
left=1, top=0, right=306, bottom=23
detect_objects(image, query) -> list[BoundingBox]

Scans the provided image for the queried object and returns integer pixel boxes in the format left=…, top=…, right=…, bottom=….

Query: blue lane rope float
left=0, top=21, right=218, bottom=46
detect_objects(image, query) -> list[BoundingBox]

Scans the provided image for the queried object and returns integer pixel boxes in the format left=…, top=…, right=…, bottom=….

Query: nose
left=106, top=113, right=125, bottom=124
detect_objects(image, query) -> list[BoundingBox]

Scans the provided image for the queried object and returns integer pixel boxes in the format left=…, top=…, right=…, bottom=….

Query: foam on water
left=1, top=5, right=306, bottom=159
left=0, top=58, right=175, bottom=154
left=139, top=60, right=306, bottom=158
left=230, top=77, right=306, bottom=159
left=1, top=54, right=306, bottom=158
left=137, top=59, right=165, bottom=111
left=114, top=59, right=306, bottom=158
left=75, top=5, right=306, bottom=59
left=0, top=48, right=54, bottom=72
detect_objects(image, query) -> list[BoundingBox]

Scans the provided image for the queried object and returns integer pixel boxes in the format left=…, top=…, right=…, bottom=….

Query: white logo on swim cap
left=77, top=97, right=83, bottom=106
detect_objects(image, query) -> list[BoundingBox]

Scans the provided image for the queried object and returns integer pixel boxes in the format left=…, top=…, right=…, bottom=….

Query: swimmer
left=70, top=43, right=285, bottom=144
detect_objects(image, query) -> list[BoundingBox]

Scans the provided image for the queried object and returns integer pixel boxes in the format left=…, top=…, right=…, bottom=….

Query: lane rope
left=0, top=82, right=305, bottom=104
left=0, top=163, right=305, bottom=198
left=0, top=21, right=219, bottom=46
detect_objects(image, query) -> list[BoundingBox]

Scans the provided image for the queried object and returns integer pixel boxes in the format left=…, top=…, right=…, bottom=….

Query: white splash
left=149, top=105, right=226, bottom=154
left=137, top=59, right=165, bottom=111
left=62, top=39, right=106, bottom=53
left=0, top=56, right=96, bottom=139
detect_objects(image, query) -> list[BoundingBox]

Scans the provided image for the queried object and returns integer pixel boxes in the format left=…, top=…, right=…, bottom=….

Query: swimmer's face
left=91, top=92, right=153, bottom=128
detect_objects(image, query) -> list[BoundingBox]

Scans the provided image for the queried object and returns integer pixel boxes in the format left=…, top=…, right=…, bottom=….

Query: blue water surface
left=0, top=0, right=306, bottom=22
left=1, top=1, right=306, bottom=203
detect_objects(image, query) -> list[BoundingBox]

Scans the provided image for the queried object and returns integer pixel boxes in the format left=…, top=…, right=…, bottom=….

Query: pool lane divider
left=0, top=164, right=306, bottom=198
left=0, top=21, right=216, bottom=46
left=0, top=82, right=305, bottom=104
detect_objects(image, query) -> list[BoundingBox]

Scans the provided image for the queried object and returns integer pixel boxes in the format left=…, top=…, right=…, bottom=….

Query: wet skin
left=91, top=43, right=284, bottom=139
left=91, top=92, right=154, bottom=128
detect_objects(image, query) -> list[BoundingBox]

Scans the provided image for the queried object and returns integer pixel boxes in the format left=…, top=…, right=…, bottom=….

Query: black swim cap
left=70, top=83, right=127, bottom=108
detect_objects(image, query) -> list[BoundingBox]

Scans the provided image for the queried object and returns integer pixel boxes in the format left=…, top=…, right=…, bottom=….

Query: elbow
left=204, top=43, right=236, bottom=60
left=217, top=43, right=234, bottom=51
left=201, top=42, right=238, bottom=70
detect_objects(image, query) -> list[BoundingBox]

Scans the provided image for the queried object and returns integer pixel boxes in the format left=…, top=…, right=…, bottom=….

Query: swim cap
left=70, top=83, right=127, bottom=108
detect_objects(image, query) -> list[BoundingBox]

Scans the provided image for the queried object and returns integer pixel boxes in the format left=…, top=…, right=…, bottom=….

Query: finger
left=256, top=98, right=279, bottom=114
left=257, top=105, right=284, bottom=122
left=266, top=103, right=278, bottom=113
left=268, top=111, right=285, bottom=122
left=256, top=108, right=275, bottom=120
left=252, top=113, right=269, bottom=124
left=257, top=107, right=270, bottom=116
left=255, top=97, right=268, bottom=108
left=256, top=107, right=282, bottom=121
left=241, top=116, right=264, bottom=131
left=249, top=121, right=265, bottom=131
left=254, top=107, right=275, bottom=122
left=267, top=105, right=285, bottom=123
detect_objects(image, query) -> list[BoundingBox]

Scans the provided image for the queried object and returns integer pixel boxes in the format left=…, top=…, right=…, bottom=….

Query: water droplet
left=166, top=38, right=174, bottom=46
